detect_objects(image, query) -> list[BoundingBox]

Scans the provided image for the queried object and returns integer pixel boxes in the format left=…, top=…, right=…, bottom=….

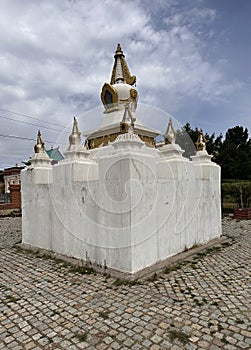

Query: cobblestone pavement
left=0, top=217, right=250, bottom=350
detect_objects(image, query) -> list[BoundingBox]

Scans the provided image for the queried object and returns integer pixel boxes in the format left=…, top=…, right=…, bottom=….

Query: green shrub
left=222, top=181, right=251, bottom=208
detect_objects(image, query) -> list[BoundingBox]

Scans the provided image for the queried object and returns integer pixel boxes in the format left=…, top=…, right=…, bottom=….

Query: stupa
left=21, top=45, right=221, bottom=276
left=84, top=44, right=159, bottom=149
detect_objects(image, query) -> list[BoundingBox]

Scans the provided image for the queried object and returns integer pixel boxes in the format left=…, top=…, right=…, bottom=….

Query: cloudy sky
left=0, top=0, right=250, bottom=168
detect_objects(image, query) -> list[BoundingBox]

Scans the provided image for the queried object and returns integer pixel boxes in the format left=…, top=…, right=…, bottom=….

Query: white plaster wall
left=21, top=168, right=52, bottom=250
left=22, top=145, right=221, bottom=274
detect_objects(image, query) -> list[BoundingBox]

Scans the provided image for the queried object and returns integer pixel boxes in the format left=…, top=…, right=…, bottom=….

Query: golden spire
left=195, top=129, right=208, bottom=151
left=110, top=44, right=136, bottom=85
left=34, top=130, right=45, bottom=153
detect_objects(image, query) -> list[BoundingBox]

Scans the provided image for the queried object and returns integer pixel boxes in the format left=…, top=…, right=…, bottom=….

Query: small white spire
left=164, top=117, right=176, bottom=144
left=120, top=103, right=136, bottom=134
left=68, top=117, right=81, bottom=151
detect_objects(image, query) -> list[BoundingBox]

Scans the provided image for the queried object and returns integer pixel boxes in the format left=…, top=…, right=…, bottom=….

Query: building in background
left=0, top=165, right=23, bottom=209
left=0, top=170, right=4, bottom=194
left=45, top=146, right=64, bottom=165
left=23, top=146, right=64, bottom=167
left=3, top=164, right=24, bottom=193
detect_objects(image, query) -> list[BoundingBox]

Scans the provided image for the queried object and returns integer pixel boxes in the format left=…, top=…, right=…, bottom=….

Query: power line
left=0, top=133, right=67, bottom=145
left=0, top=114, right=68, bottom=133
left=0, top=163, right=13, bottom=168
left=0, top=107, right=66, bottom=128
left=0, top=133, right=37, bottom=142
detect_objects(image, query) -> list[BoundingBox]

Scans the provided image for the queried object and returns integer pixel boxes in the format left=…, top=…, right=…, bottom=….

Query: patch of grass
left=184, top=242, right=200, bottom=252
left=75, top=332, right=88, bottom=342
left=39, top=254, right=52, bottom=261
left=196, top=251, right=206, bottom=257
left=103, top=273, right=111, bottom=278
left=112, top=278, right=141, bottom=287
left=211, top=301, right=218, bottom=306
left=206, top=246, right=222, bottom=254
left=154, top=283, right=161, bottom=292
left=169, top=329, right=190, bottom=345
left=221, top=242, right=231, bottom=247
left=235, top=318, right=244, bottom=324
left=113, top=278, right=127, bottom=286
left=13, top=245, right=34, bottom=254
left=147, top=273, right=158, bottom=282
left=222, top=336, right=229, bottom=344
left=163, top=263, right=183, bottom=274
left=52, top=310, right=60, bottom=316
left=186, top=243, right=231, bottom=267
left=0, top=285, right=11, bottom=292
left=194, top=298, right=203, bottom=306
left=190, top=263, right=198, bottom=269
left=218, top=324, right=223, bottom=331
left=191, top=242, right=199, bottom=249
left=70, top=265, right=95, bottom=275
left=6, top=296, right=20, bottom=303
left=98, top=311, right=109, bottom=319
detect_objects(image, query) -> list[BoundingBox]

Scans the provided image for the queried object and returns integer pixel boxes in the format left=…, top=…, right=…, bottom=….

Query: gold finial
left=110, top=44, right=136, bottom=86
left=195, top=129, right=208, bottom=151
left=164, top=117, right=176, bottom=144
left=34, top=130, right=45, bottom=153
left=114, top=43, right=124, bottom=57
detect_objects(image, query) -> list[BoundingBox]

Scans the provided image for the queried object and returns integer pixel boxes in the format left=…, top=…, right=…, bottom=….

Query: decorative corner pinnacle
left=120, top=103, right=136, bottom=134
left=164, top=117, right=176, bottom=144
left=195, top=129, right=208, bottom=151
left=34, top=130, right=45, bottom=153
left=68, top=117, right=81, bottom=150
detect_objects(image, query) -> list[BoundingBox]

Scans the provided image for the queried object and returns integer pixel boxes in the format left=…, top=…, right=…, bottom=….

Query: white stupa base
left=21, top=136, right=221, bottom=274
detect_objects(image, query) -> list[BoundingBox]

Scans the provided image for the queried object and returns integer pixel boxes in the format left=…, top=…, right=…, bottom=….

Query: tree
left=177, top=124, right=251, bottom=180
left=215, top=126, right=251, bottom=180
left=222, top=181, right=251, bottom=208
left=176, top=122, right=222, bottom=160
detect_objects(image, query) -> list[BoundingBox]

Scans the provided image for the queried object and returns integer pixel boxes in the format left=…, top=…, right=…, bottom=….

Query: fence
left=0, top=185, right=21, bottom=210
left=0, top=193, right=11, bottom=203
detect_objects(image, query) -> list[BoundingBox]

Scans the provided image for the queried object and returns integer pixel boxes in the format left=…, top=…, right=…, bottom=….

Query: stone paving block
left=0, top=217, right=250, bottom=349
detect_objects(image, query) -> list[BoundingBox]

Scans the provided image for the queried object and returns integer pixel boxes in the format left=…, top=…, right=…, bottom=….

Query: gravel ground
left=0, top=216, right=250, bottom=350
